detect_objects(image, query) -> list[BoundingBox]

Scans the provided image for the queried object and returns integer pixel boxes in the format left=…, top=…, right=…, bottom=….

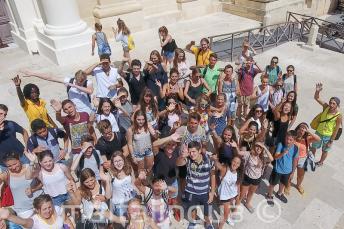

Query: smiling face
left=37, top=201, right=54, bottom=219
left=112, top=155, right=124, bottom=171
left=224, top=67, right=233, bottom=78
left=83, top=176, right=96, bottom=190
left=230, top=157, right=241, bottom=171
left=287, top=92, right=295, bottom=102
left=39, top=155, right=54, bottom=171
left=101, top=101, right=111, bottom=115
left=170, top=72, right=179, bottom=84
left=200, top=40, right=208, bottom=51
left=62, top=102, right=76, bottom=117
left=223, top=129, right=233, bottom=143
left=329, top=98, right=339, bottom=112
left=30, top=87, right=39, bottom=102
left=254, top=144, right=263, bottom=155
left=248, top=124, right=258, bottom=136
left=187, top=118, right=199, bottom=133
left=150, top=54, right=159, bottom=64
left=5, top=159, right=22, bottom=173
left=282, top=102, right=291, bottom=114
left=188, top=146, right=201, bottom=161
left=209, top=56, right=217, bottom=67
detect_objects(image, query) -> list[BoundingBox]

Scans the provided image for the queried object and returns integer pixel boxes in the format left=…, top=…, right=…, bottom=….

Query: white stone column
left=6, top=0, right=40, bottom=52
left=38, top=0, right=87, bottom=36
left=34, top=0, right=94, bottom=65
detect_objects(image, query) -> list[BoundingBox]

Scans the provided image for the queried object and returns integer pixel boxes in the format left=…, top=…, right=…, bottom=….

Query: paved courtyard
left=0, top=12, right=344, bottom=229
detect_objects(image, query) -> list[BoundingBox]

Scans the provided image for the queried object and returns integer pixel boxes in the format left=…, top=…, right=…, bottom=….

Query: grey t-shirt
left=83, top=150, right=104, bottom=180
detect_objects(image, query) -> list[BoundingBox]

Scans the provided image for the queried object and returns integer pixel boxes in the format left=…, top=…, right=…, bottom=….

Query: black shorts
left=178, top=165, right=187, bottom=178
left=242, top=174, right=262, bottom=186
left=184, top=192, right=210, bottom=217
left=269, top=170, right=290, bottom=186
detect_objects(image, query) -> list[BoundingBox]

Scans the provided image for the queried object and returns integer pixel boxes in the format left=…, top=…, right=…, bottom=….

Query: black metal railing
left=208, top=11, right=344, bottom=61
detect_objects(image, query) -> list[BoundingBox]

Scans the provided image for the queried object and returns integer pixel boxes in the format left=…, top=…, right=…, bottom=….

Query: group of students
left=0, top=20, right=342, bottom=229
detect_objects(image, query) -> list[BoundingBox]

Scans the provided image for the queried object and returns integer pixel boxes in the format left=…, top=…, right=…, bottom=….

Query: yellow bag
left=128, top=35, right=135, bottom=51
left=310, top=113, right=322, bottom=130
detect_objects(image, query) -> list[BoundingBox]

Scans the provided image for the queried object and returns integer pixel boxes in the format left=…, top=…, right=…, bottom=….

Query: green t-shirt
left=201, top=65, right=220, bottom=93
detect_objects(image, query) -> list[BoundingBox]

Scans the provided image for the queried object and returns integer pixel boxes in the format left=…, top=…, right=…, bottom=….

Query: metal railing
left=208, top=12, right=344, bottom=61
left=208, top=21, right=302, bottom=62
left=287, top=11, right=344, bottom=53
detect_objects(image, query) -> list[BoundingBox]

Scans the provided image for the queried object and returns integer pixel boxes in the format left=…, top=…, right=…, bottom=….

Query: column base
left=177, top=0, right=220, bottom=20
left=11, top=25, right=39, bottom=54
left=34, top=26, right=93, bottom=66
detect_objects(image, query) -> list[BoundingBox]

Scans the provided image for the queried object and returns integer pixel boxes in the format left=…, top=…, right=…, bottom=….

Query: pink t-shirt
left=62, top=112, right=90, bottom=153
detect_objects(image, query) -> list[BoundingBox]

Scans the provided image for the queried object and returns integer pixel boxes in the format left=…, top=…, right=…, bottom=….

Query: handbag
left=310, top=108, right=340, bottom=130
left=0, top=172, right=14, bottom=207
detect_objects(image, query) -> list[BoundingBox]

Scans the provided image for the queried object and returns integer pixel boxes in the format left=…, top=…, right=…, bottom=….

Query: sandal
left=315, top=161, right=323, bottom=167
left=296, top=186, right=305, bottom=195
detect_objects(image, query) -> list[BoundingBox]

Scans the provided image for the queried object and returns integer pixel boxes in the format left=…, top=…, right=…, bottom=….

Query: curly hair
left=23, top=83, right=40, bottom=99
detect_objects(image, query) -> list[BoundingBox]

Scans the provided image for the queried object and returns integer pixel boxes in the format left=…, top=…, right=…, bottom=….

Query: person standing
left=12, top=75, right=56, bottom=128
left=113, top=18, right=132, bottom=64
left=176, top=141, right=215, bottom=229
left=84, top=54, right=122, bottom=99
left=310, top=83, right=342, bottom=166
left=92, top=22, right=111, bottom=57
left=201, top=53, right=220, bottom=102
left=186, top=38, right=213, bottom=67
left=0, top=104, right=29, bottom=169
left=159, top=26, right=177, bottom=67
left=265, top=56, right=282, bottom=86
left=266, top=131, right=299, bottom=205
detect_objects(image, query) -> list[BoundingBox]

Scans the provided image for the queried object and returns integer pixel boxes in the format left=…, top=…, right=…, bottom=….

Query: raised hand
left=138, top=170, right=146, bottom=180
left=99, top=172, right=111, bottom=182
left=316, top=83, right=323, bottom=92
left=25, top=187, right=33, bottom=197
left=229, top=141, right=238, bottom=148
left=20, top=69, right=34, bottom=77
left=113, top=98, right=122, bottom=108
left=12, top=75, right=21, bottom=87
left=24, top=150, right=37, bottom=162
left=50, top=99, right=62, bottom=112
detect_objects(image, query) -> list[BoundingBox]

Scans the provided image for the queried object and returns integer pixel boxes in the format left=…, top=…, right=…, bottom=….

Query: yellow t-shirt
left=22, top=98, right=54, bottom=128
left=317, top=107, right=340, bottom=137
left=191, top=46, right=213, bottom=67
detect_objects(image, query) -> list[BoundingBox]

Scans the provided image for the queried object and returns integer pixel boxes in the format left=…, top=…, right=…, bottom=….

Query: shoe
left=226, top=218, right=235, bottom=226
left=315, top=161, right=323, bottom=167
left=187, top=222, right=197, bottom=229
left=205, top=224, right=215, bottom=229
left=244, top=202, right=255, bottom=213
left=266, top=194, right=274, bottom=206
left=296, top=186, right=305, bottom=195
left=276, top=192, right=288, bottom=203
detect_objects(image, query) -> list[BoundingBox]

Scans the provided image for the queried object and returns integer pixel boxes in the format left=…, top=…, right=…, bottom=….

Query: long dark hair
left=246, top=104, right=264, bottom=120
left=139, top=88, right=158, bottom=117
left=295, top=122, right=309, bottom=150
left=97, top=98, right=116, bottom=115
left=132, top=110, right=148, bottom=133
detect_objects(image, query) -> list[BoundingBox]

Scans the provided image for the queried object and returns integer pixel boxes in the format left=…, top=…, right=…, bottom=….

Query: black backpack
left=66, top=78, right=91, bottom=103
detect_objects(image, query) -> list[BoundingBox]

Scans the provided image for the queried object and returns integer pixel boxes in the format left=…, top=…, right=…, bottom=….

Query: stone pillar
left=93, top=0, right=143, bottom=36
left=34, top=0, right=93, bottom=65
left=307, top=24, right=319, bottom=46
left=38, top=0, right=87, bottom=36
left=177, top=0, right=218, bottom=20
left=6, top=0, right=40, bottom=53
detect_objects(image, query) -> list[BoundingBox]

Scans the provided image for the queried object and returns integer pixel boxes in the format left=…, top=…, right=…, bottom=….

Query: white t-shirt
left=96, top=112, right=119, bottom=132
left=92, top=66, right=121, bottom=98
left=32, top=206, right=64, bottom=229
left=83, top=150, right=104, bottom=180
left=64, top=77, right=93, bottom=114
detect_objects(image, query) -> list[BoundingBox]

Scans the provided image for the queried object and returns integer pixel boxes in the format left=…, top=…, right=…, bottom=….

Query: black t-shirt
left=0, top=121, right=25, bottom=163
left=95, top=127, right=127, bottom=160
left=123, top=72, right=147, bottom=105
left=153, top=149, right=178, bottom=185
left=143, top=64, right=168, bottom=97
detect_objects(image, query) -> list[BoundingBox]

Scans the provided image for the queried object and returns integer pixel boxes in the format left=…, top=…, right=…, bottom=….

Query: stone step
left=143, top=10, right=182, bottom=29
left=143, top=4, right=179, bottom=16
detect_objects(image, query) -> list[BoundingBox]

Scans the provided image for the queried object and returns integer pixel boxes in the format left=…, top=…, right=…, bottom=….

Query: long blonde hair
left=117, top=18, right=130, bottom=35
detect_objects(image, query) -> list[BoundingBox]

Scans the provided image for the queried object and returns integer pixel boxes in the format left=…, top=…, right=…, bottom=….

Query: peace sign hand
left=12, top=75, right=21, bottom=87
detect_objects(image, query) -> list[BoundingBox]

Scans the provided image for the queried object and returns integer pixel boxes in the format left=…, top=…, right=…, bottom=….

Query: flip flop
left=297, top=186, right=305, bottom=195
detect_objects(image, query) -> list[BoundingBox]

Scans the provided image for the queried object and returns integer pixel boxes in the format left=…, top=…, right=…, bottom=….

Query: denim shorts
left=52, top=193, right=70, bottom=206
left=133, top=148, right=153, bottom=161
left=162, top=51, right=175, bottom=60
left=183, top=192, right=210, bottom=217
left=112, top=203, right=128, bottom=217
left=311, top=132, right=332, bottom=152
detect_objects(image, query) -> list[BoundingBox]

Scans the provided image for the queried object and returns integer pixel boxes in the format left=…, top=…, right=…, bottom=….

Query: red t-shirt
left=62, top=112, right=90, bottom=153
left=238, top=67, right=259, bottom=96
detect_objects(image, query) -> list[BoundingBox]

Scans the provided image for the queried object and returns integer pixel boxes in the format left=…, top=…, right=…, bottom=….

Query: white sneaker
left=226, top=218, right=235, bottom=226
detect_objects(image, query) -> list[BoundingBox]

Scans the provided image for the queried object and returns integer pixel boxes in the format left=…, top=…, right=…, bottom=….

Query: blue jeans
left=6, top=221, right=23, bottom=229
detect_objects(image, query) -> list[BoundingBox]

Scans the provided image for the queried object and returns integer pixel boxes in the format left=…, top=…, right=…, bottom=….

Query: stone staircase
left=142, top=0, right=181, bottom=28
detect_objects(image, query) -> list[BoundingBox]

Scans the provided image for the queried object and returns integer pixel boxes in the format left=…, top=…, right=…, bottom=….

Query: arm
left=202, top=79, right=212, bottom=96
left=59, top=163, right=74, bottom=183
left=314, top=83, right=326, bottom=108
left=70, top=152, right=83, bottom=173
left=6, top=213, right=33, bottom=229
left=21, top=71, right=64, bottom=84
left=208, top=169, right=216, bottom=203
left=84, top=62, right=100, bottom=76
left=68, top=82, right=94, bottom=95
left=126, top=127, right=134, bottom=156
left=239, top=119, right=250, bottom=135
left=176, top=148, right=188, bottom=166
left=134, top=172, right=148, bottom=194
left=22, top=129, right=29, bottom=150
left=217, top=75, right=224, bottom=95
left=183, top=81, right=193, bottom=102
left=330, top=114, right=342, bottom=143
left=12, top=76, right=26, bottom=107
left=91, top=34, right=96, bottom=56
left=178, top=86, right=184, bottom=101
left=185, top=41, right=195, bottom=52
left=273, top=101, right=283, bottom=121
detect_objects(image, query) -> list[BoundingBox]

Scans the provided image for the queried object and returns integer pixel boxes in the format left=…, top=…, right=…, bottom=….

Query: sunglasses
left=255, top=109, right=263, bottom=113
left=287, top=69, right=294, bottom=72
left=272, top=61, right=278, bottom=64
left=276, top=84, right=283, bottom=87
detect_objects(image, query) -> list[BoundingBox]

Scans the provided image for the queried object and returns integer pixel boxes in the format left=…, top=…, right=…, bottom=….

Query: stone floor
left=1, top=12, right=344, bottom=229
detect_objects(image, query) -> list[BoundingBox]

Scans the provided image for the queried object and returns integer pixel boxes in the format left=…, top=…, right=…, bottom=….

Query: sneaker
left=187, top=222, right=197, bottom=229
left=205, top=224, right=215, bottom=229
left=276, top=192, right=288, bottom=203
left=226, top=218, right=235, bottom=226
left=266, top=194, right=274, bottom=206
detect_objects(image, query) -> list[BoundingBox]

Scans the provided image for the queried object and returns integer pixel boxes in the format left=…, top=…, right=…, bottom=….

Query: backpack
left=29, top=128, right=59, bottom=149
left=77, top=149, right=101, bottom=176
left=66, top=78, right=91, bottom=103
left=128, top=35, right=135, bottom=51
